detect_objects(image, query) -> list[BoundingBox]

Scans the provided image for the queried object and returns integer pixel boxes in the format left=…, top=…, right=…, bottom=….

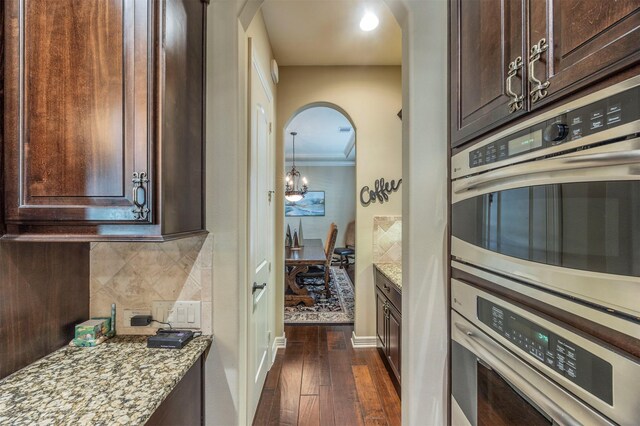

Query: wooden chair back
left=344, top=220, right=355, bottom=248
left=324, top=223, right=339, bottom=266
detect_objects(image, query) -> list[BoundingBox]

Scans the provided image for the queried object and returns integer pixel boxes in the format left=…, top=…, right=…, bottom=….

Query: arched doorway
left=282, top=103, right=357, bottom=326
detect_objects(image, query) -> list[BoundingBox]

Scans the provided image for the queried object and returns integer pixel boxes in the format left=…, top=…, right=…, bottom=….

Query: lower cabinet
left=375, top=271, right=401, bottom=392
left=146, top=356, right=204, bottom=425
left=387, top=303, right=401, bottom=382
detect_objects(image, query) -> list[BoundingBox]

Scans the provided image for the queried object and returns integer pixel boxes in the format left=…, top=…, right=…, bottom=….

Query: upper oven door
left=451, top=138, right=640, bottom=318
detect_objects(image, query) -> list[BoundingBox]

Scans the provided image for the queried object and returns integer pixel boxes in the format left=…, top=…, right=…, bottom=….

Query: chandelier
left=285, top=132, right=308, bottom=202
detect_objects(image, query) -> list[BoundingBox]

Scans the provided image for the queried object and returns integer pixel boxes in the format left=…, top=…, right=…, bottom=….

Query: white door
left=247, top=39, right=274, bottom=420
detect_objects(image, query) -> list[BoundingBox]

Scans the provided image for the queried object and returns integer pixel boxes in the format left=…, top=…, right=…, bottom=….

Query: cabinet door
left=1, top=2, right=4, bottom=237
left=451, top=0, right=526, bottom=147
left=388, top=304, right=401, bottom=382
left=147, top=357, right=203, bottom=425
left=529, top=0, right=640, bottom=106
left=159, top=0, right=206, bottom=235
left=4, top=0, right=151, bottom=223
left=376, top=290, right=387, bottom=350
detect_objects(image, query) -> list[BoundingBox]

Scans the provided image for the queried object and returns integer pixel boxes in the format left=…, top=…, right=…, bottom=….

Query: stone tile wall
left=373, top=216, right=402, bottom=264
left=89, top=234, right=213, bottom=335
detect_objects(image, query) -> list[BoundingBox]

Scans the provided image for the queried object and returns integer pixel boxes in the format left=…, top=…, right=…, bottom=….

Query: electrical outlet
left=152, top=301, right=201, bottom=329
left=123, top=309, right=152, bottom=327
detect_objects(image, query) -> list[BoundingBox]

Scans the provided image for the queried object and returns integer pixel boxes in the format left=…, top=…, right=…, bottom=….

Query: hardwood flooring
left=253, top=325, right=401, bottom=426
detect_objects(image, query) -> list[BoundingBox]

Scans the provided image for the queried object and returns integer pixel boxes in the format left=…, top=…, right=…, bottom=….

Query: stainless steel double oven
left=450, top=75, right=640, bottom=425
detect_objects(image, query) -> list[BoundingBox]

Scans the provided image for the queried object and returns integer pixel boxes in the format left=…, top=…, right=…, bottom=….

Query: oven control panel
left=469, top=85, right=640, bottom=168
left=477, top=297, right=613, bottom=404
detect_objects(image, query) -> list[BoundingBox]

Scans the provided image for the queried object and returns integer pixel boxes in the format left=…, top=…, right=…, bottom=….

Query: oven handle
left=454, top=149, right=640, bottom=193
left=454, top=321, right=581, bottom=426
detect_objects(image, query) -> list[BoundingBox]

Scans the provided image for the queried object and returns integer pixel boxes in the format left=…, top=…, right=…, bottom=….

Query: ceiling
left=285, top=107, right=355, bottom=165
left=261, top=0, right=402, bottom=66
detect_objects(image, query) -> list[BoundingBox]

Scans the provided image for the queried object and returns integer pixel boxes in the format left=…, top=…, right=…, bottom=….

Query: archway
left=282, top=103, right=358, bottom=326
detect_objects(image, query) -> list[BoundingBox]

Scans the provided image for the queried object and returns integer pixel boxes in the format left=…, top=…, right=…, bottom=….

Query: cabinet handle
left=132, top=172, right=150, bottom=221
left=506, top=56, right=524, bottom=113
left=528, top=38, right=550, bottom=103
left=383, top=301, right=390, bottom=319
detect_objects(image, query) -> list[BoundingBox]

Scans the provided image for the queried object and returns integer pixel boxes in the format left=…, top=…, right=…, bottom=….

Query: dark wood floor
left=253, top=325, right=401, bottom=426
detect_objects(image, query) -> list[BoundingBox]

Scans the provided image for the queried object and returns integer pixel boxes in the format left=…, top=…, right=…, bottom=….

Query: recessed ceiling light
left=360, top=12, right=379, bottom=32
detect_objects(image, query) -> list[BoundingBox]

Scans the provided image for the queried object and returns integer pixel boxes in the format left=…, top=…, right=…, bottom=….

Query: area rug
left=284, top=266, right=355, bottom=324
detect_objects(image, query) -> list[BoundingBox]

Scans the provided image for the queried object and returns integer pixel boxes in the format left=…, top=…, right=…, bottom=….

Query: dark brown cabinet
left=387, top=302, right=401, bottom=381
left=147, top=355, right=205, bottom=425
left=3, top=0, right=207, bottom=241
left=450, top=0, right=527, bottom=146
left=529, top=0, right=640, bottom=106
left=451, top=0, right=640, bottom=148
left=375, top=268, right=401, bottom=391
left=376, top=289, right=387, bottom=352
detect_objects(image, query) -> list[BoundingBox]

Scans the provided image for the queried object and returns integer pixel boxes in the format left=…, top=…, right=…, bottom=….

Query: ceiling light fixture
left=285, top=132, right=308, bottom=202
left=359, top=11, right=379, bottom=31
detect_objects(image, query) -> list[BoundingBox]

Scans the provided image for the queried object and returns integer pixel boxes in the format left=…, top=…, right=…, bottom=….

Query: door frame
left=278, top=102, right=358, bottom=337
left=208, top=2, right=451, bottom=425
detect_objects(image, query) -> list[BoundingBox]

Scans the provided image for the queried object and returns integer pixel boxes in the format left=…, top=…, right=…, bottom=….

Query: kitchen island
left=0, top=335, right=211, bottom=425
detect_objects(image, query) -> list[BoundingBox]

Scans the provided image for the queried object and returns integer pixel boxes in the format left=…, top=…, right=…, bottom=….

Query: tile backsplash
left=90, top=234, right=213, bottom=335
left=373, top=216, right=402, bottom=264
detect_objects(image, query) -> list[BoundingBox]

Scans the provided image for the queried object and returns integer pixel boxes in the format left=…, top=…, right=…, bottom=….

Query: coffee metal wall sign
left=360, top=178, right=402, bottom=206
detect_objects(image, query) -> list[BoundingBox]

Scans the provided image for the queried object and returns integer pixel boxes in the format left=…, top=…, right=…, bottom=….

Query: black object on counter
left=147, top=330, right=194, bottom=349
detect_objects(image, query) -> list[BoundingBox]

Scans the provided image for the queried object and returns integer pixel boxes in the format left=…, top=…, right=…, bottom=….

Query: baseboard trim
left=272, top=333, right=287, bottom=363
left=351, top=331, right=377, bottom=348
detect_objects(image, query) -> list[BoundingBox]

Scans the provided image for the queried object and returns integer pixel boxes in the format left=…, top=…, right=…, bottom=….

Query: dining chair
left=299, top=222, right=338, bottom=295
left=333, top=220, right=355, bottom=269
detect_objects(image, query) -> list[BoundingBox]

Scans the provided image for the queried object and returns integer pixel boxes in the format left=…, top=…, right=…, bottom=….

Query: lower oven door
left=451, top=311, right=613, bottom=426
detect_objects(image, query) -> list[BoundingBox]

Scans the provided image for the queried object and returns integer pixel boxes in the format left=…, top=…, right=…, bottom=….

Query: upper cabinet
left=451, top=0, right=640, bottom=148
left=529, top=0, right=640, bottom=105
left=3, top=0, right=207, bottom=241
left=450, top=0, right=527, bottom=146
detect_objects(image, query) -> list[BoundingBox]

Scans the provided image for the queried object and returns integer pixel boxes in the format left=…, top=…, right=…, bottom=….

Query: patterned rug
left=284, top=266, right=355, bottom=324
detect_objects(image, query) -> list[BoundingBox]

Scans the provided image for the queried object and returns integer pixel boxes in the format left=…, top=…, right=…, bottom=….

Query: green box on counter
left=75, top=319, right=106, bottom=340
left=91, top=317, right=112, bottom=337
left=71, top=337, right=105, bottom=347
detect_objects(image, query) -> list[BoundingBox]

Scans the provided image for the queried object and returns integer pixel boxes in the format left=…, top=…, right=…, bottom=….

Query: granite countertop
left=375, top=262, right=402, bottom=291
left=0, top=335, right=212, bottom=426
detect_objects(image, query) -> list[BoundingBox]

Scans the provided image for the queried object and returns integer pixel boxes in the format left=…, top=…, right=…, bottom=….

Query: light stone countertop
left=375, top=262, right=402, bottom=291
left=0, top=335, right=212, bottom=426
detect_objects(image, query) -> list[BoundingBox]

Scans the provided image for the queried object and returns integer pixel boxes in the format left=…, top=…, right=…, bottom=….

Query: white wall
left=399, top=1, right=449, bottom=425
left=205, top=1, right=245, bottom=425
left=284, top=166, right=355, bottom=244
left=206, top=6, right=279, bottom=425
left=277, top=66, right=403, bottom=339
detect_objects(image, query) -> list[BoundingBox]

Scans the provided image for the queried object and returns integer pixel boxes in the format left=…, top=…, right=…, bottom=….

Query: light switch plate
left=152, top=301, right=201, bottom=329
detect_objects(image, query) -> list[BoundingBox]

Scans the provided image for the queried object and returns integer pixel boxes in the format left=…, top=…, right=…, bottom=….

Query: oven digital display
left=508, top=130, right=543, bottom=155
left=477, top=297, right=613, bottom=404
left=507, top=316, right=549, bottom=353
